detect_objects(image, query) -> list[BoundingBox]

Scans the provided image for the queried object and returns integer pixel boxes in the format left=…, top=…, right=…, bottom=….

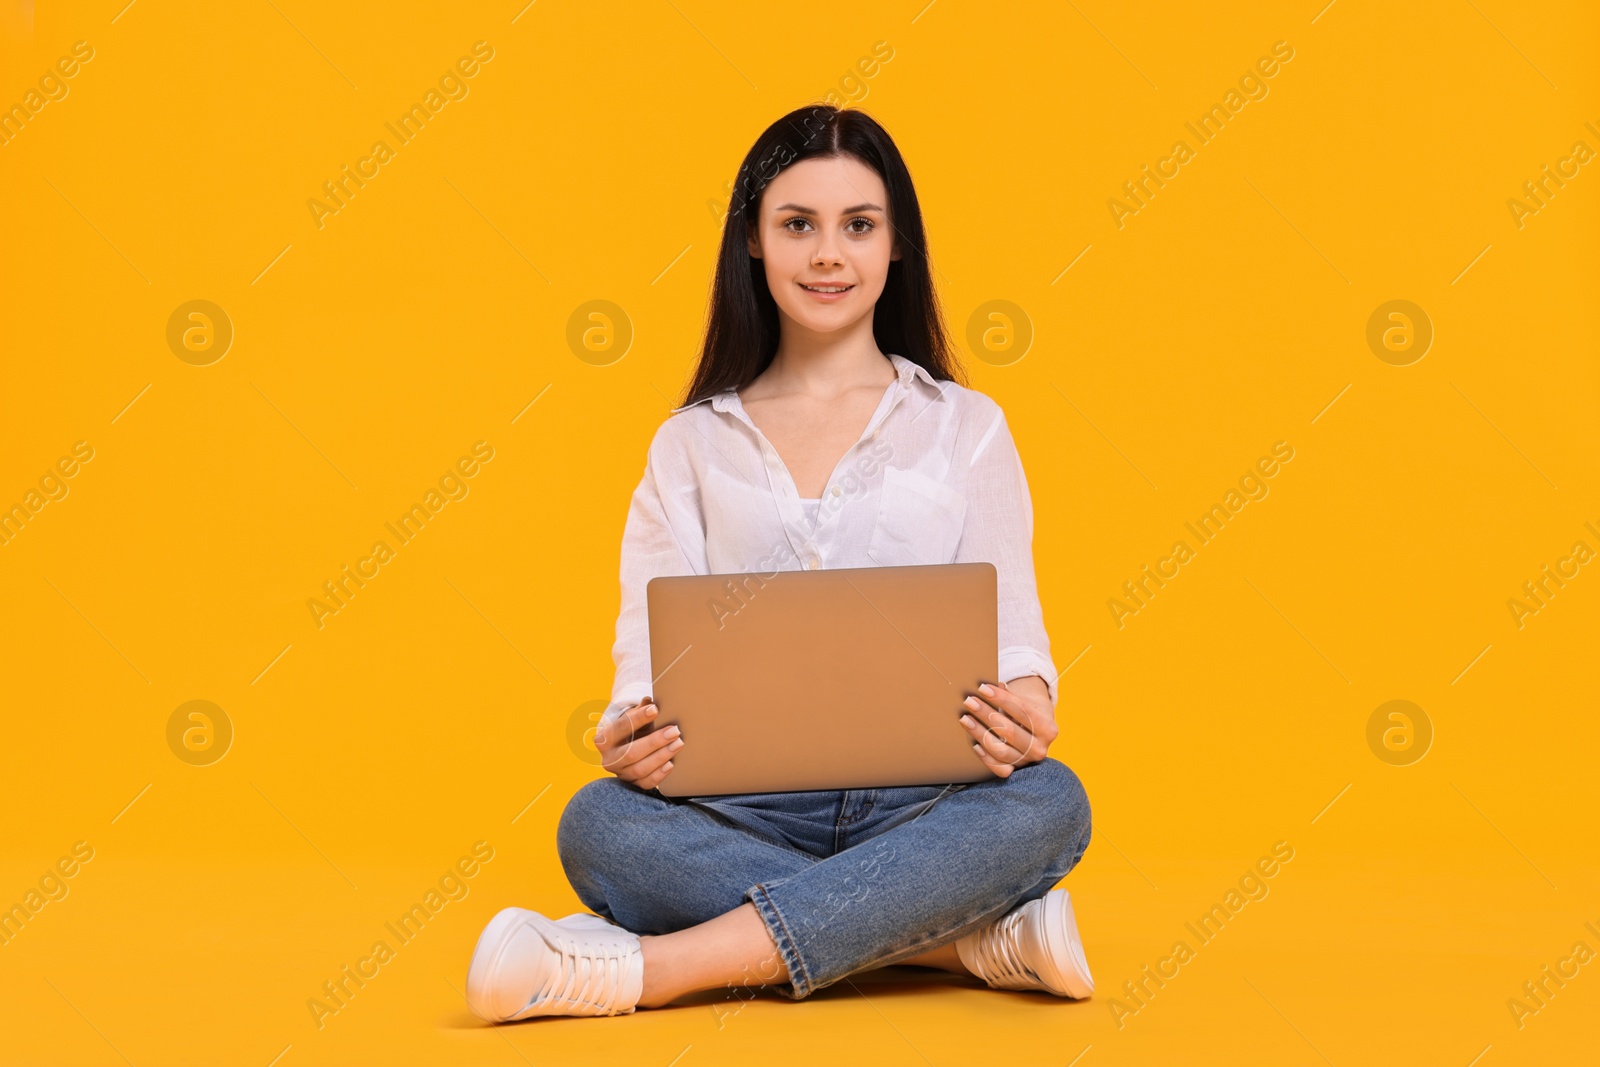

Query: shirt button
left=830, top=485, right=842, bottom=497
left=806, top=558, right=821, bottom=570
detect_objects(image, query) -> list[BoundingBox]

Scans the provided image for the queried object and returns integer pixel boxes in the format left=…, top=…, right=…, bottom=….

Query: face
left=746, top=155, right=900, bottom=336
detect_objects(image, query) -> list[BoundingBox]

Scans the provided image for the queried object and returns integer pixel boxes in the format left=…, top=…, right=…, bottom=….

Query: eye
left=783, top=217, right=813, bottom=234
left=847, top=218, right=875, bottom=234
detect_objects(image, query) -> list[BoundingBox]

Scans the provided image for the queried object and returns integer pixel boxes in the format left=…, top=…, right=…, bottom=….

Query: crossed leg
left=556, top=757, right=1092, bottom=1003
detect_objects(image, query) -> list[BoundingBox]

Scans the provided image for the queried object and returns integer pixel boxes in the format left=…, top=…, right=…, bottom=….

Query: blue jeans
left=555, top=757, right=1092, bottom=1000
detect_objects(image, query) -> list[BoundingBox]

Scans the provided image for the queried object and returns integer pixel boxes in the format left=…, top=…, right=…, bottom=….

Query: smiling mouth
left=799, top=283, right=854, bottom=293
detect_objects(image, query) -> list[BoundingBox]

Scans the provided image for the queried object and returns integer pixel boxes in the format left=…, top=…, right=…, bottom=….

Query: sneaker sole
left=1039, top=889, right=1095, bottom=998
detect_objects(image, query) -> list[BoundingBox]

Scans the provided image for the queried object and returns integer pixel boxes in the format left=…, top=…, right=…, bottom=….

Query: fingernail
left=665, top=725, right=680, bottom=738
left=979, top=683, right=995, bottom=695
left=645, top=705, right=658, bottom=715
left=960, top=714, right=974, bottom=727
left=964, top=696, right=980, bottom=710
left=670, top=738, right=684, bottom=750
left=663, top=760, right=674, bottom=770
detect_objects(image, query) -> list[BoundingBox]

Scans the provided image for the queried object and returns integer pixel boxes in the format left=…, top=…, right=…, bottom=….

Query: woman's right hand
left=595, top=697, right=683, bottom=790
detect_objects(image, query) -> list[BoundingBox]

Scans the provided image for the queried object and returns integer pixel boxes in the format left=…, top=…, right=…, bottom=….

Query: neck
left=762, top=322, right=894, bottom=400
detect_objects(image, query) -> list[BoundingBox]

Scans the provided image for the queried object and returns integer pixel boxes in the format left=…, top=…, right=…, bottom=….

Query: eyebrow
left=771, top=202, right=885, bottom=215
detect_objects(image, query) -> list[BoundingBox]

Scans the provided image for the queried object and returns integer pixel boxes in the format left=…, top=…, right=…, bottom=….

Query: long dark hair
left=679, top=105, right=965, bottom=406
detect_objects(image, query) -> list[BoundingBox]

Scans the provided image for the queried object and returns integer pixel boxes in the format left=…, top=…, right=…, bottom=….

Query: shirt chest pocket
left=868, top=465, right=968, bottom=566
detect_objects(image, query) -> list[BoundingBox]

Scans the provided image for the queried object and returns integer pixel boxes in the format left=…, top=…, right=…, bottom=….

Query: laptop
left=642, top=562, right=998, bottom=796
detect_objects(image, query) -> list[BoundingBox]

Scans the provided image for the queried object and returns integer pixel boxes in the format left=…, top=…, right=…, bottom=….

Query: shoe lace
left=967, top=907, right=1038, bottom=989
left=536, top=929, right=633, bottom=1014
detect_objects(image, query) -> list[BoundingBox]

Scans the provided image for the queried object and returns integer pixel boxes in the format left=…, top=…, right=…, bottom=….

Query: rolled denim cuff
left=745, top=881, right=816, bottom=1000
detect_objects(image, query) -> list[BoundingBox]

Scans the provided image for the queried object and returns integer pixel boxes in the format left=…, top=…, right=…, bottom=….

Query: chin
left=787, top=308, right=859, bottom=332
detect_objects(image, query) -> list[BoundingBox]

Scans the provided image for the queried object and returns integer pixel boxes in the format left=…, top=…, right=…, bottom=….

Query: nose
left=812, top=228, right=844, bottom=268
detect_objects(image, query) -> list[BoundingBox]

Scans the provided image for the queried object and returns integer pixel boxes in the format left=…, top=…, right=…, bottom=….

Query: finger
left=971, top=741, right=1013, bottom=778
left=605, top=719, right=676, bottom=765
left=988, top=711, right=1039, bottom=764
left=975, top=684, right=1051, bottom=762
left=976, top=722, right=1028, bottom=766
left=604, top=723, right=680, bottom=770
left=975, top=683, right=1034, bottom=731
left=619, top=732, right=683, bottom=780
left=595, top=701, right=658, bottom=751
left=986, top=706, right=1046, bottom=764
left=962, top=698, right=1036, bottom=761
left=963, top=691, right=1021, bottom=733
left=959, top=711, right=1028, bottom=766
left=634, top=757, right=677, bottom=791
left=618, top=699, right=660, bottom=735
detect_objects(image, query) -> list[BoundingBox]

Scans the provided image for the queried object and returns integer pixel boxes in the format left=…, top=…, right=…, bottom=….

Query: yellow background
left=2, top=1, right=1597, bottom=1063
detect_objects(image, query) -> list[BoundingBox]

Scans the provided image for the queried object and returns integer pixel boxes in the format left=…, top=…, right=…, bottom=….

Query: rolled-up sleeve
left=605, top=428, right=700, bottom=726
left=955, top=405, right=1059, bottom=708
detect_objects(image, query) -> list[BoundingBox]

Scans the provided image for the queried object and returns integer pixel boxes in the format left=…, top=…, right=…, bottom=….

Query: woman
left=465, top=105, right=1093, bottom=1021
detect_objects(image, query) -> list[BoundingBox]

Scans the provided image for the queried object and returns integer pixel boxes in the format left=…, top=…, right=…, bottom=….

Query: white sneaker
left=465, top=907, right=645, bottom=1021
left=954, top=888, right=1093, bottom=998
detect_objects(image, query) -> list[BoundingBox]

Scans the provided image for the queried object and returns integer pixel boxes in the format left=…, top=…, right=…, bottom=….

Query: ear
left=889, top=237, right=903, bottom=262
left=746, top=224, right=762, bottom=260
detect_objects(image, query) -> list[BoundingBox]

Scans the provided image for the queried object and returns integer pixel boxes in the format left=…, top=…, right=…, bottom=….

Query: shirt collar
left=670, top=353, right=944, bottom=414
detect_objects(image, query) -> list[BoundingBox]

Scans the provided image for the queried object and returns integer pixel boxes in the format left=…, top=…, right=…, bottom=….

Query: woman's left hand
left=958, top=677, right=1057, bottom=778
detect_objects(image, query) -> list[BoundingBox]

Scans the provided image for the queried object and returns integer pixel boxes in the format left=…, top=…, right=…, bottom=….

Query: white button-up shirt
left=603, top=352, right=1058, bottom=724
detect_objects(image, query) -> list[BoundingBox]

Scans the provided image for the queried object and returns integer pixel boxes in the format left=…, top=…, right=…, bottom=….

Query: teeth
left=802, top=284, right=851, bottom=292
